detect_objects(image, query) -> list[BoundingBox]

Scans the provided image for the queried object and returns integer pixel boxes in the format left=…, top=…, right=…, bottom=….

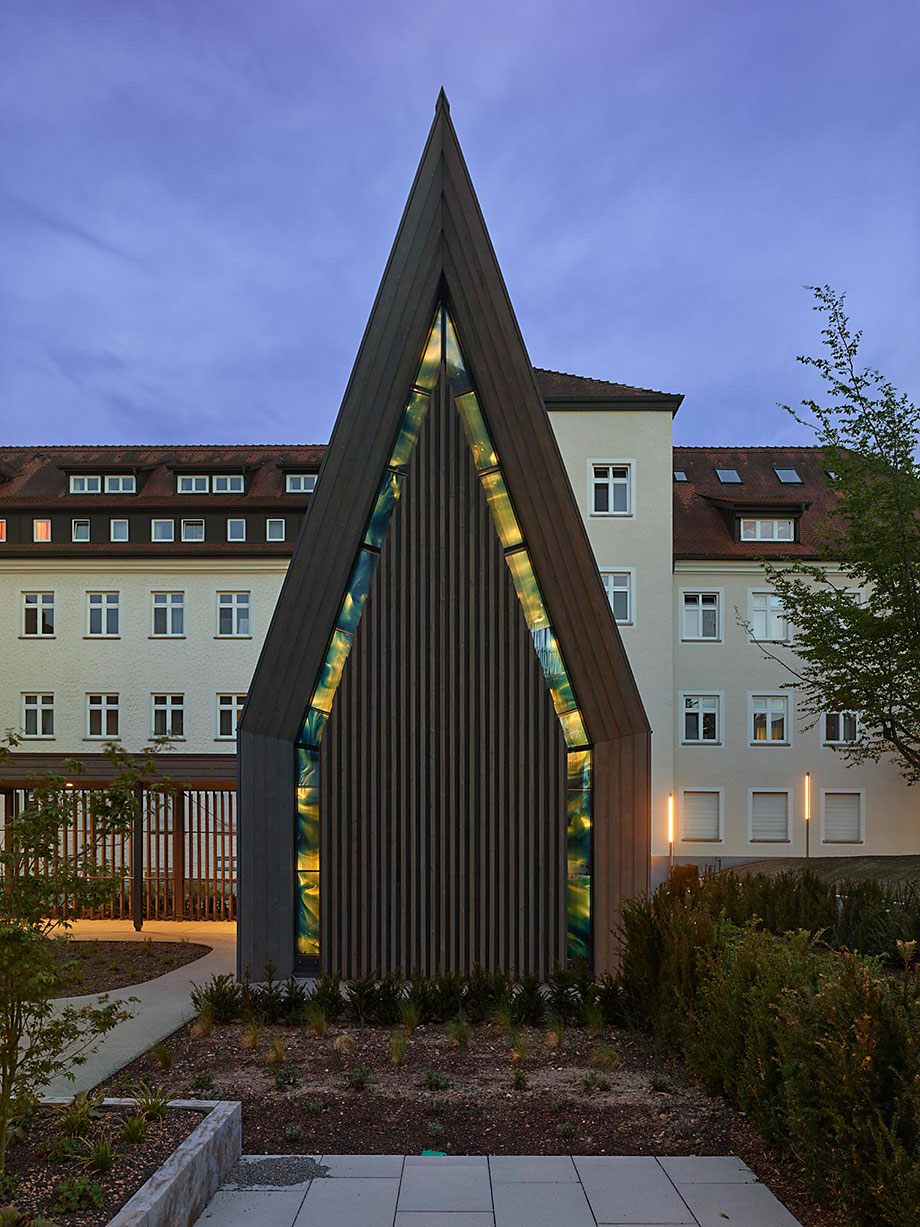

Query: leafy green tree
left=0, top=737, right=170, bottom=1176
left=759, top=286, right=920, bottom=783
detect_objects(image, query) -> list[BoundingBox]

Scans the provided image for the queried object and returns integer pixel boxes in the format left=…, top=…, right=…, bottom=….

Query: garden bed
left=4, top=1098, right=204, bottom=1225
left=106, top=1019, right=842, bottom=1227
left=53, top=940, right=211, bottom=997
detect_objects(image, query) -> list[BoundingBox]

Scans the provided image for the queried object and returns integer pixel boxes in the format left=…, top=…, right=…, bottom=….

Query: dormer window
left=715, top=468, right=741, bottom=484
left=286, top=473, right=317, bottom=494
left=774, top=467, right=802, bottom=484
left=740, top=518, right=795, bottom=542
left=70, top=475, right=101, bottom=494
left=177, top=475, right=210, bottom=494
left=105, top=475, right=136, bottom=494
left=213, top=474, right=245, bottom=494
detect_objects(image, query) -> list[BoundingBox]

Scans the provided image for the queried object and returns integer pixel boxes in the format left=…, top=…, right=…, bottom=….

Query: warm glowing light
left=667, top=793, right=674, bottom=845
left=804, top=772, right=811, bottom=822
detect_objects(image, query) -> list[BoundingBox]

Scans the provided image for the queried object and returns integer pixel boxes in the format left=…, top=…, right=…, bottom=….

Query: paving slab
left=658, top=1156, right=756, bottom=1186
left=398, top=1160, right=493, bottom=1212
left=295, top=1176, right=401, bottom=1225
left=321, top=1154, right=405, bottom=1177
left=193, top=1188, right=306, bottom=1225
left=492, top=1179, right=594, bottom=1227
left=679, top=1181, right=802, bottom=1227
left=574, top=1155, right=694, bottom=1224
left=489, top=1155, right=577, bottom=1182
left=395, top=1216, right=495, bottom=1226
left=403, top=1154, right=489, bottom=1165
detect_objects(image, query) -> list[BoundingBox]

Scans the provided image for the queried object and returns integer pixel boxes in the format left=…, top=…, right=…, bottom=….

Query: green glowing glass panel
left=311, top=628, right=352, bottom=713
left=364, top=472, right=403, bottom=551
left=559, top=707, right=589, bottom=748
left=444, top=312, right=469, bottom=387
left=388, top=391, right=429, bottom=472
left=533, top=627, right=577, bottom=715
left=505, top=549, right=550, bottom=631
left=567, top=876, right=591, bottom=962
left=299, top=706, right=328, bottom=749
left=481, top=470, right=523, bottom=550
left=415, top=310, right=443, bottom=390
left=297, top=871, right=320, bottom=957
left=567, top=794, right=591, bottom=871
left=456, top=392, right=499, bottom=471
left=297, top=746, right=319, bottom=794
left=337, top=549, right=380, bottom=636
left=567, top=749, right=593, bottom=791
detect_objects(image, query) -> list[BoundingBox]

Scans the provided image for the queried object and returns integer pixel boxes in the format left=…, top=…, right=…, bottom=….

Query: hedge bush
left=620, top=870, right=920, bottom=1227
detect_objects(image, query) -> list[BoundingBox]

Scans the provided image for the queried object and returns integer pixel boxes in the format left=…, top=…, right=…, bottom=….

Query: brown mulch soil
left=107, top=1020, right=844, bottom=1227
left=6, top=1104, right=203, bottom=1226
left=52, top=940, right=211, bottom=997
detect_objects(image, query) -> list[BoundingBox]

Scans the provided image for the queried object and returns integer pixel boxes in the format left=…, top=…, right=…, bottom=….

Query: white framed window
left=285, top=473, right=316, bottom=493
left=33, top=519, right=52, bottom=543
left=151, top=519, right=175, bottom=542
left=740, top=518, right=795, bottom=542
left=104, top=475, right=136, bottom=494
left=23, top=592, right=54, bottom=637
left=750, top=590, right=789, bottom=641
left=87, top=693, right=119, bottom=739
left=600, top=570, right=634, bottom=624
left=69, top=475, right=100, bottom=493
left=72, top=518, right=90, bottom=542
left=87, top=591, right=119, bottom=637
left=152, top=693, right=185, bottom=738
left=681, top=693, right=721, bottom=744
left=177, top=475, right=209, bottom=494
left=266, top=518, right=285, bottom=542
left=181, top=519, right=205, bottom=542
left=681, top=591, right=721, bottom=641
left=217, top=591, right=250, bottom=637
left=216, top=693, right=246, bottom=739
left=821, top=790, right=864, bottom=844
left=750, top=694, right=790, bottom=744
left=824, top=711, right=859, bottom=745
left=151, top=591, right=184, bottom=637
left=680, top=789, right=722, bottom=842
left=749, top=789, right=791, bottom=842
left=110, top=518, right=129, bottom=542
left=22, top=693, right=54, bottom=738
left=590, top=462, right=632, bottom=515
left=213, top=474, right=245, bottom=494
left=226, top=518, right=246, bottom=542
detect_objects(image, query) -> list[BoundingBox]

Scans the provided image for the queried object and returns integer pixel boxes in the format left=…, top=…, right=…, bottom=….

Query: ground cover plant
left=620, top=867, right=920, bottom=1227
left=106, top=963, right=842, bottom=1227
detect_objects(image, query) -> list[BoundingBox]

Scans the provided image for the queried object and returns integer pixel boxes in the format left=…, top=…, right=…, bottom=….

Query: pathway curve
left=43, top=919, right=236, bottom=1097
left=195, top=1152, right=803, bottom=1226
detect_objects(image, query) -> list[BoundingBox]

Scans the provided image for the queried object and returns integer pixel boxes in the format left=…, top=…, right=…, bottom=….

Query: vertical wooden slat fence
left=0, top=785, right=236, bottom=924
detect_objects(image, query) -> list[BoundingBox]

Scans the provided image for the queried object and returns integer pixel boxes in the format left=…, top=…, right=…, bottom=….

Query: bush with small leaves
left=426, top=1120, right=446, bottom=1138
left=121, top=1115, right=146, bottom=1145
left=188, top=1072, right=215, bottom=1096
left=423, top=1068, right=449, bottom=1091
left=345, top=972, right=378, bottom=1025
left=547, top=966, right=578, bottom=1022
left=341, top=1065, right=372, bottom=1091
left=190, top=974, right=242, bottom=1024
left=449, top=1016, right=469, bottom=1051
left=390, top=1028, right=408, bottom=1067
left=48, top=1135, right=83, bottom=1162
left=556, top=1121, right=575, bottom=1139
left=53, top=1175, right=105, bottom=1212
left=307, top=973, right=345, bottom=1021
left=510, top=974, right=546, bottom=1026
left=151, top=1042, right=174, bottom=1071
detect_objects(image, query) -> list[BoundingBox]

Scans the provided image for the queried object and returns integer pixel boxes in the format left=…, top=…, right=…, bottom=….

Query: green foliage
left=341, top=1065, right=372, bottom=1091
left=304, top=1002, right=329, bottom=1037
left=761, top=285, right=920, bottom=783
left=190, top=974, right=242, bottom=1023
left=53, top=1175, right=105, bottom=1212
left=389, top=1028, right=408, bottom=1066
left=510, top=974, right=545, bottom=1026
left=579, top=1072, right=609, bottom=1094
left=151, top=1043, right=174, bottom=1071
left=187, top=1072, right=215, bottom=1096
left=546, top=965, right=578, bottom=1021
left=308, top=973, right=344, bottom=1021
left=422, top=1068, right=449, bottom=1090
left=284, top=1122, right=303, bottom=1142
left=82, top=1133, right=114, bottom=1175
left=511, top=1069, right=529, bottom=1091
left=649, top=1073, right=672, bottom=1094
left=448, top=1015, right=470, bottom=1051
left=587, top=1044, right=620, bottom=1071
left=304, top=1099, right=325, bottom=1114
left=132, top=1082, right=171, bottom=1122
left=120, top=1115, right=146, bottom=1145
left=272, top=1067, right=299, bottom=1090
left=399, top=997, right=421, bottom=1037
left=345, top=972, right=379, bottom=1025
left=57, top=1092, right=101, bottom=1138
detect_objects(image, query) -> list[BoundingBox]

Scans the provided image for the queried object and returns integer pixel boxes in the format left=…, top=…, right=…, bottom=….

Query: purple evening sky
left=1, top=1, right=918, bottom=449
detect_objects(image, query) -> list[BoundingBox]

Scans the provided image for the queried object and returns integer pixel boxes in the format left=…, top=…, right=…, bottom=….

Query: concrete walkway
left=195, top=1153, right=803, bottom=1226
left=44, top=919, right=236, bottom=1097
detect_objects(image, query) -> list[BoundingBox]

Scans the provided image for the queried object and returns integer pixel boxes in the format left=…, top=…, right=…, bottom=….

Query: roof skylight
left=715, top=468, right=742, bottom=484
left=774, top=467, right=802, bottom=483
left=673, top=470, right=688, bottom=482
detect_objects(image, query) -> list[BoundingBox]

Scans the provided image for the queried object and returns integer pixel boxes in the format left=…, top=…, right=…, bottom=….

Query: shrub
left=304, top=1003, right=329, bottom=1037
left=588, top=1044, right=620, bottom=1072
left=121, top=1115, right=146, bottom=1145
left=546, top=965, right=578, bottom=1021
left=53, top=1175, right=105, bottom=1212
left=510, top=974, right=545, bottom=1026
left=422, top=1068, right=449, bottom=1090
left=82, top=1134, right=114, bottom=1175
left=308, top=973, right=344, bottom=1021
left=190, top=974, right=241, bottom=1024
left=390, top=1028, right=408, bottom=1066
left=272, top=1067, right=299, bottom=1090
left=511, top=1069, right=529, bottom=1091
left=151, top=1042, right=174, bottom=1071
left=463, top=964, right=500, bottom=1022
left=266, top=1038, right=285, bottom=1066
left=58, top=1092, right=101, bottom=1138
left=285, top=1122, right=303, bottom=1142
left=448, top=1016, right=470, bottom=1051
left=346, top=972, right=379, bottom=1025
left=341, top=1066, right=372, bottom=1091
left=133, top=1082, right=171, bottom=1122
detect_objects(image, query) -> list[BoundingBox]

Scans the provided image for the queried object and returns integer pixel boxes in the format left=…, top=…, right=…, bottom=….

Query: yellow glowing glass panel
left=310, top=628, right=352, bottom=713
left=504, top=549, right=550, bottom=631
left=456, top=392, right=499, bottom=471
left=297, top=871, right=320, bottom=957
left=389, top=391, right=429, bottom=471
left=481, top=471, right=523, bottom=550
left=559, top=707, right=589, bottom=748
left=444, top=312, right=469, bottom=387
left=415, top=310, right=443, bottom=390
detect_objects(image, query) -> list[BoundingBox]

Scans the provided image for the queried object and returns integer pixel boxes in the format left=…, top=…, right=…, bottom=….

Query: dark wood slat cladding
left=319, top=371, right=567, bottom=978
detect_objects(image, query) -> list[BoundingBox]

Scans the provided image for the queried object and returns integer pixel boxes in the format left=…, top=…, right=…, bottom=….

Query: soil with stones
left=52, top=940, right=211, bottom=997
left=107, top=1019, right=844, bottom=1227
left=5, top=1103, right=202, bottom=1226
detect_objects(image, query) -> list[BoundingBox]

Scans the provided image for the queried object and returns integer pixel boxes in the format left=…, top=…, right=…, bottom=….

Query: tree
left=0, top=737, right=170, bottom=1180
left=758, top=285, right=920, bottom=783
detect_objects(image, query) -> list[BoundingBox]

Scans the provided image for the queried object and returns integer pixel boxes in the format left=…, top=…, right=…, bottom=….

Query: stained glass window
left=294, top=304, right=593, bottom=966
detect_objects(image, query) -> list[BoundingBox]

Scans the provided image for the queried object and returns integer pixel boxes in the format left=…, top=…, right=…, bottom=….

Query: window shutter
left=682, top=791, right=720, bottom=841
left=751, top=791, right=789, bottom=841
left=824, top=792, right=861, bottom=843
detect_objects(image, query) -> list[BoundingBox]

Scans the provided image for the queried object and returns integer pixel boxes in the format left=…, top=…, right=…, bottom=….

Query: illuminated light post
left=804, top=772, right=811, bottom=859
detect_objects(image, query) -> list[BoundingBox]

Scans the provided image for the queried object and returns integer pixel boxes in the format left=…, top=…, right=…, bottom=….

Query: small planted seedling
left=190, top=1003, right=214, bottom=1038
left=189, top=1072, right=215, bottom=1095
left=83, top=1133, right=114, bottom=1175
left=650, top=1073, right=673, bottom=1093
left=491, top=998, right=513, bottom=1035
left=121, top=1115, right=146, bottom=1145
left=49, top=1133, right=84, bottom=1162
left=305, top=1099, right=325, bottom=1115
left=581, top=1002, right=603, bottom=1037
left=58, top=1091, right=101, bottom=1137
left=133, top=1081, right=171, bottom=1121
left=426, top=1120, right=446, bottom=1138
left=273, top=1067, right=299, bottom=1090
left=304, top=1002, right=329, bottom=1037
left=241, top=1021, right=261, bottom=1051
left=342, top=1065, right=372, bottom=1091
left=556, top=1121, right=575, bottom=1139
left=511, top=1068, right=529, bottom=1091
left=53, top=1175, right=105, bottom=1212
left=141, top=936, right=154, bottom=956
left=588, top=1044, right=621, bottom=1071
left=580, top=1072, right=610, bottom=1095
left=423, top=1068, right=449, bottom=1091
left=399, top=997, right=421, bottom=1037
left=285, top=1122, right=304, bottom=1142
left=151, top=1042, right=174, bottom=1071
left=390, top=1027, right=408, bottom=1066
left=545, top=1015, right=564, bottom=1050
left=333, top=1033, right=355, bottom=1058
left=509, top=1032, right=529, bottom=1064
left=449, top=1015, right=470, bottom=1051
left=266, top=1037, right=285, bottom=1066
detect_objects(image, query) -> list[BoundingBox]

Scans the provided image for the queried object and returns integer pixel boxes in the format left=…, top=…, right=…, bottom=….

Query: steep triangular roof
left=242, top=92, right=648, bottom=748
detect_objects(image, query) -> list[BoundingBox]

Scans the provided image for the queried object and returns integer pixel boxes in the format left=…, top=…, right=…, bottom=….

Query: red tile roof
left=673, top=447, right=838, bottom=560
left=534, top=368, right=680, bottom=403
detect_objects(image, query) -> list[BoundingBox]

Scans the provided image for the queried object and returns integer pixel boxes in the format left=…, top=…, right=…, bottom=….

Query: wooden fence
left=0, top=786, right=237, bottom=924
